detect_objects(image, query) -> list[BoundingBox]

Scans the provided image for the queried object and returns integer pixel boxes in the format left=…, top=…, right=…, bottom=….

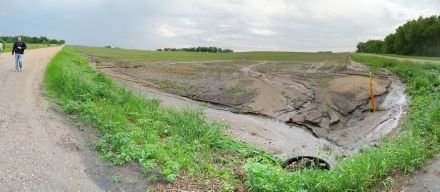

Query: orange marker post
left=369, top=72, right=375, bottom=112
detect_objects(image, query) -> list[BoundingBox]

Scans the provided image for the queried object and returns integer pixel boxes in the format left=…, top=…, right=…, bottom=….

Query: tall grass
left=245, top=54, right=440, bottom=191
left=44, top=46, right=279, bottom=190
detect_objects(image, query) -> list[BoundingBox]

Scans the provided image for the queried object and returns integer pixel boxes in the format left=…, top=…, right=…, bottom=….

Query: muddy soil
left=90, top=55, right=407, bottom=163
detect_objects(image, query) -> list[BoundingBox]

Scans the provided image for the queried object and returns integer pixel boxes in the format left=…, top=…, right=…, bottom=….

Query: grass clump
left=44, top=46, right=279, bottom=190
left=151, top=79, right=187, bottom=90
left=244, top=54, right=440, bottom=191
left=226, top=86, right=248, bottom=94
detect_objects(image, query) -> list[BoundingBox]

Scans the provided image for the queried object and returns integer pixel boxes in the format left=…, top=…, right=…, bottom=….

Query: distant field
left=2, top=43, right=58, bottom=53
left=74, top=46, right=350, bottom=64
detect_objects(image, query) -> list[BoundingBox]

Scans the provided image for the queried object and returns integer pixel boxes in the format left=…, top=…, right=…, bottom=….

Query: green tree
left=357, top=15, right=440, bottom=56
left=383, top=34, right=395, bottom=54
left=356, top=40, right=384, bottom=53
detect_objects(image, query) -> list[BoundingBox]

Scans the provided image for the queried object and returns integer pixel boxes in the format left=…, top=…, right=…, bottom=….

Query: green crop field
left=44, top=46, right=440, bottom=191
left=74, top=46, right=350, bottom=64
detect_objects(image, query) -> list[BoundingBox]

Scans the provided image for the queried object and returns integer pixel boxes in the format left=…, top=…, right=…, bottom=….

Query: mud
left=88, top=55, right=407, bottom=164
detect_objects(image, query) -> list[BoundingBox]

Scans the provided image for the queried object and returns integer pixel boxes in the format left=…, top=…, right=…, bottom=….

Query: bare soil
left=90, top=54, right=407, bottom=164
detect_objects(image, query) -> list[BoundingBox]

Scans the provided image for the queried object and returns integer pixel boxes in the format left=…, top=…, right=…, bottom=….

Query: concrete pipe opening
left=284, top=156, right=331, bottom=171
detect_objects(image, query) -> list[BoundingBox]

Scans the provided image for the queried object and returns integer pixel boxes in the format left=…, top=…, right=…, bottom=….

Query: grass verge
left=44, top=46, right=279, bottom=190
left=244, top=54, right=440, bottom=191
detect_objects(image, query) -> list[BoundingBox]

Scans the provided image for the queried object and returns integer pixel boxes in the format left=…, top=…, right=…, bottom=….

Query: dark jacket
left=12, top=41, right=27, bottom=55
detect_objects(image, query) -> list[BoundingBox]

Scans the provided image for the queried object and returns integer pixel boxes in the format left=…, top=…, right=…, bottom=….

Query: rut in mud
left=85, top=52, right=407, bottom=163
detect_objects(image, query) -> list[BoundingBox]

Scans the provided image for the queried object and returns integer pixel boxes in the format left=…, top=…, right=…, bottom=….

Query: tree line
left=157, top=47, right=234, bottom=53
left=0, top=36, right=65, bottom=45
left=356, top=15, right=440, bottom=56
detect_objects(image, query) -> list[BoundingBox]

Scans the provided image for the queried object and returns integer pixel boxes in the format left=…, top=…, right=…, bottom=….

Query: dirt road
left=390, top=154, right=440, bottom=192
left=0, top=47, right=103, bottom=191
left=405, top=154, right=440, bottom=192
left=363, top=53, right=440, bottom=64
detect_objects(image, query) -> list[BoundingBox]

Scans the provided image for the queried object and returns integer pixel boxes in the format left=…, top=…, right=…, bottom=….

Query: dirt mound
left=328, top=76, right=389, bottom=115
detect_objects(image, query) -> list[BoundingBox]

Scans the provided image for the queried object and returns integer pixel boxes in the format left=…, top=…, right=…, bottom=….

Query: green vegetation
left=225, top=87, right=248, bottom=94
left=356, top=40, right=384, bottom=54
left=44, top=46, right=279, bottom=190
left=3, top=43, right=58, bottom=53
left=151, top=79, right=187, bottom=90
left=357, top=15, right=440, bottom=56
left=75, top=46, right=349, bottom=63
left=157, top=46, right=234, bottom=53
left=0, top=35, right=65, bottom=45
left=244, top=54, right=440, bottom=191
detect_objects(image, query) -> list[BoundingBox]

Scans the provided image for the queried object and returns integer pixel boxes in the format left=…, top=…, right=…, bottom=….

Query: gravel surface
left=0, top=47, right=103, bottom=191
left=401, top=154, right=440, bottom=192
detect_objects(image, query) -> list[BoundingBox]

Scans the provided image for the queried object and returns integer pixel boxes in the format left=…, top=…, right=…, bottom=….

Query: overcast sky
left=1, top=0, right=439, bottom=51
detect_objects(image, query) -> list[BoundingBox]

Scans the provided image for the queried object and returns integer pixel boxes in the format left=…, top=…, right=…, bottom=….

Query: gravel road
left=0, top=47, right=103, bottom=191
left=395, top=154, right=440, bottom=192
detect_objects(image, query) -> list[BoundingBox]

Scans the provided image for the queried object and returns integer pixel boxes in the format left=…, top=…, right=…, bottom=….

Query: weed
left=112, top=174, right=121, bottom=183
left=225, top=86, right=247, bottom=94
left=151, top=79, right=186, bottom=90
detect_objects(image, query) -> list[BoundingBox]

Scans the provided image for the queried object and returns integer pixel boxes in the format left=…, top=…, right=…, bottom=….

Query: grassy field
left=75, top=46, right=350, bottom=64
left=45, top=46, right=440, bottom=191
left=2, top=43, right=57, bottom=53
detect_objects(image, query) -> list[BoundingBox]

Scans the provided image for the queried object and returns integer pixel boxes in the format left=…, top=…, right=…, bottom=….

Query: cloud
left=158, top=24, right=177, bottom=38
left=158, top=24, right=205, bottom=38
left=1, top=0, right=439, bottom=51
left=250, top=28, right=277, bottom=36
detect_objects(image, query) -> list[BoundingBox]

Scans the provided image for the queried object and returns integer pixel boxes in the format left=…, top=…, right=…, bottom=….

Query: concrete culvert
left=284, top=156, right=331, bottom=171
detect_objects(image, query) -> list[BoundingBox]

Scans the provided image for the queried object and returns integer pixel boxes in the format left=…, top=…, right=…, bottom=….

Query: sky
left=0, top=0, right=439, bottom=52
